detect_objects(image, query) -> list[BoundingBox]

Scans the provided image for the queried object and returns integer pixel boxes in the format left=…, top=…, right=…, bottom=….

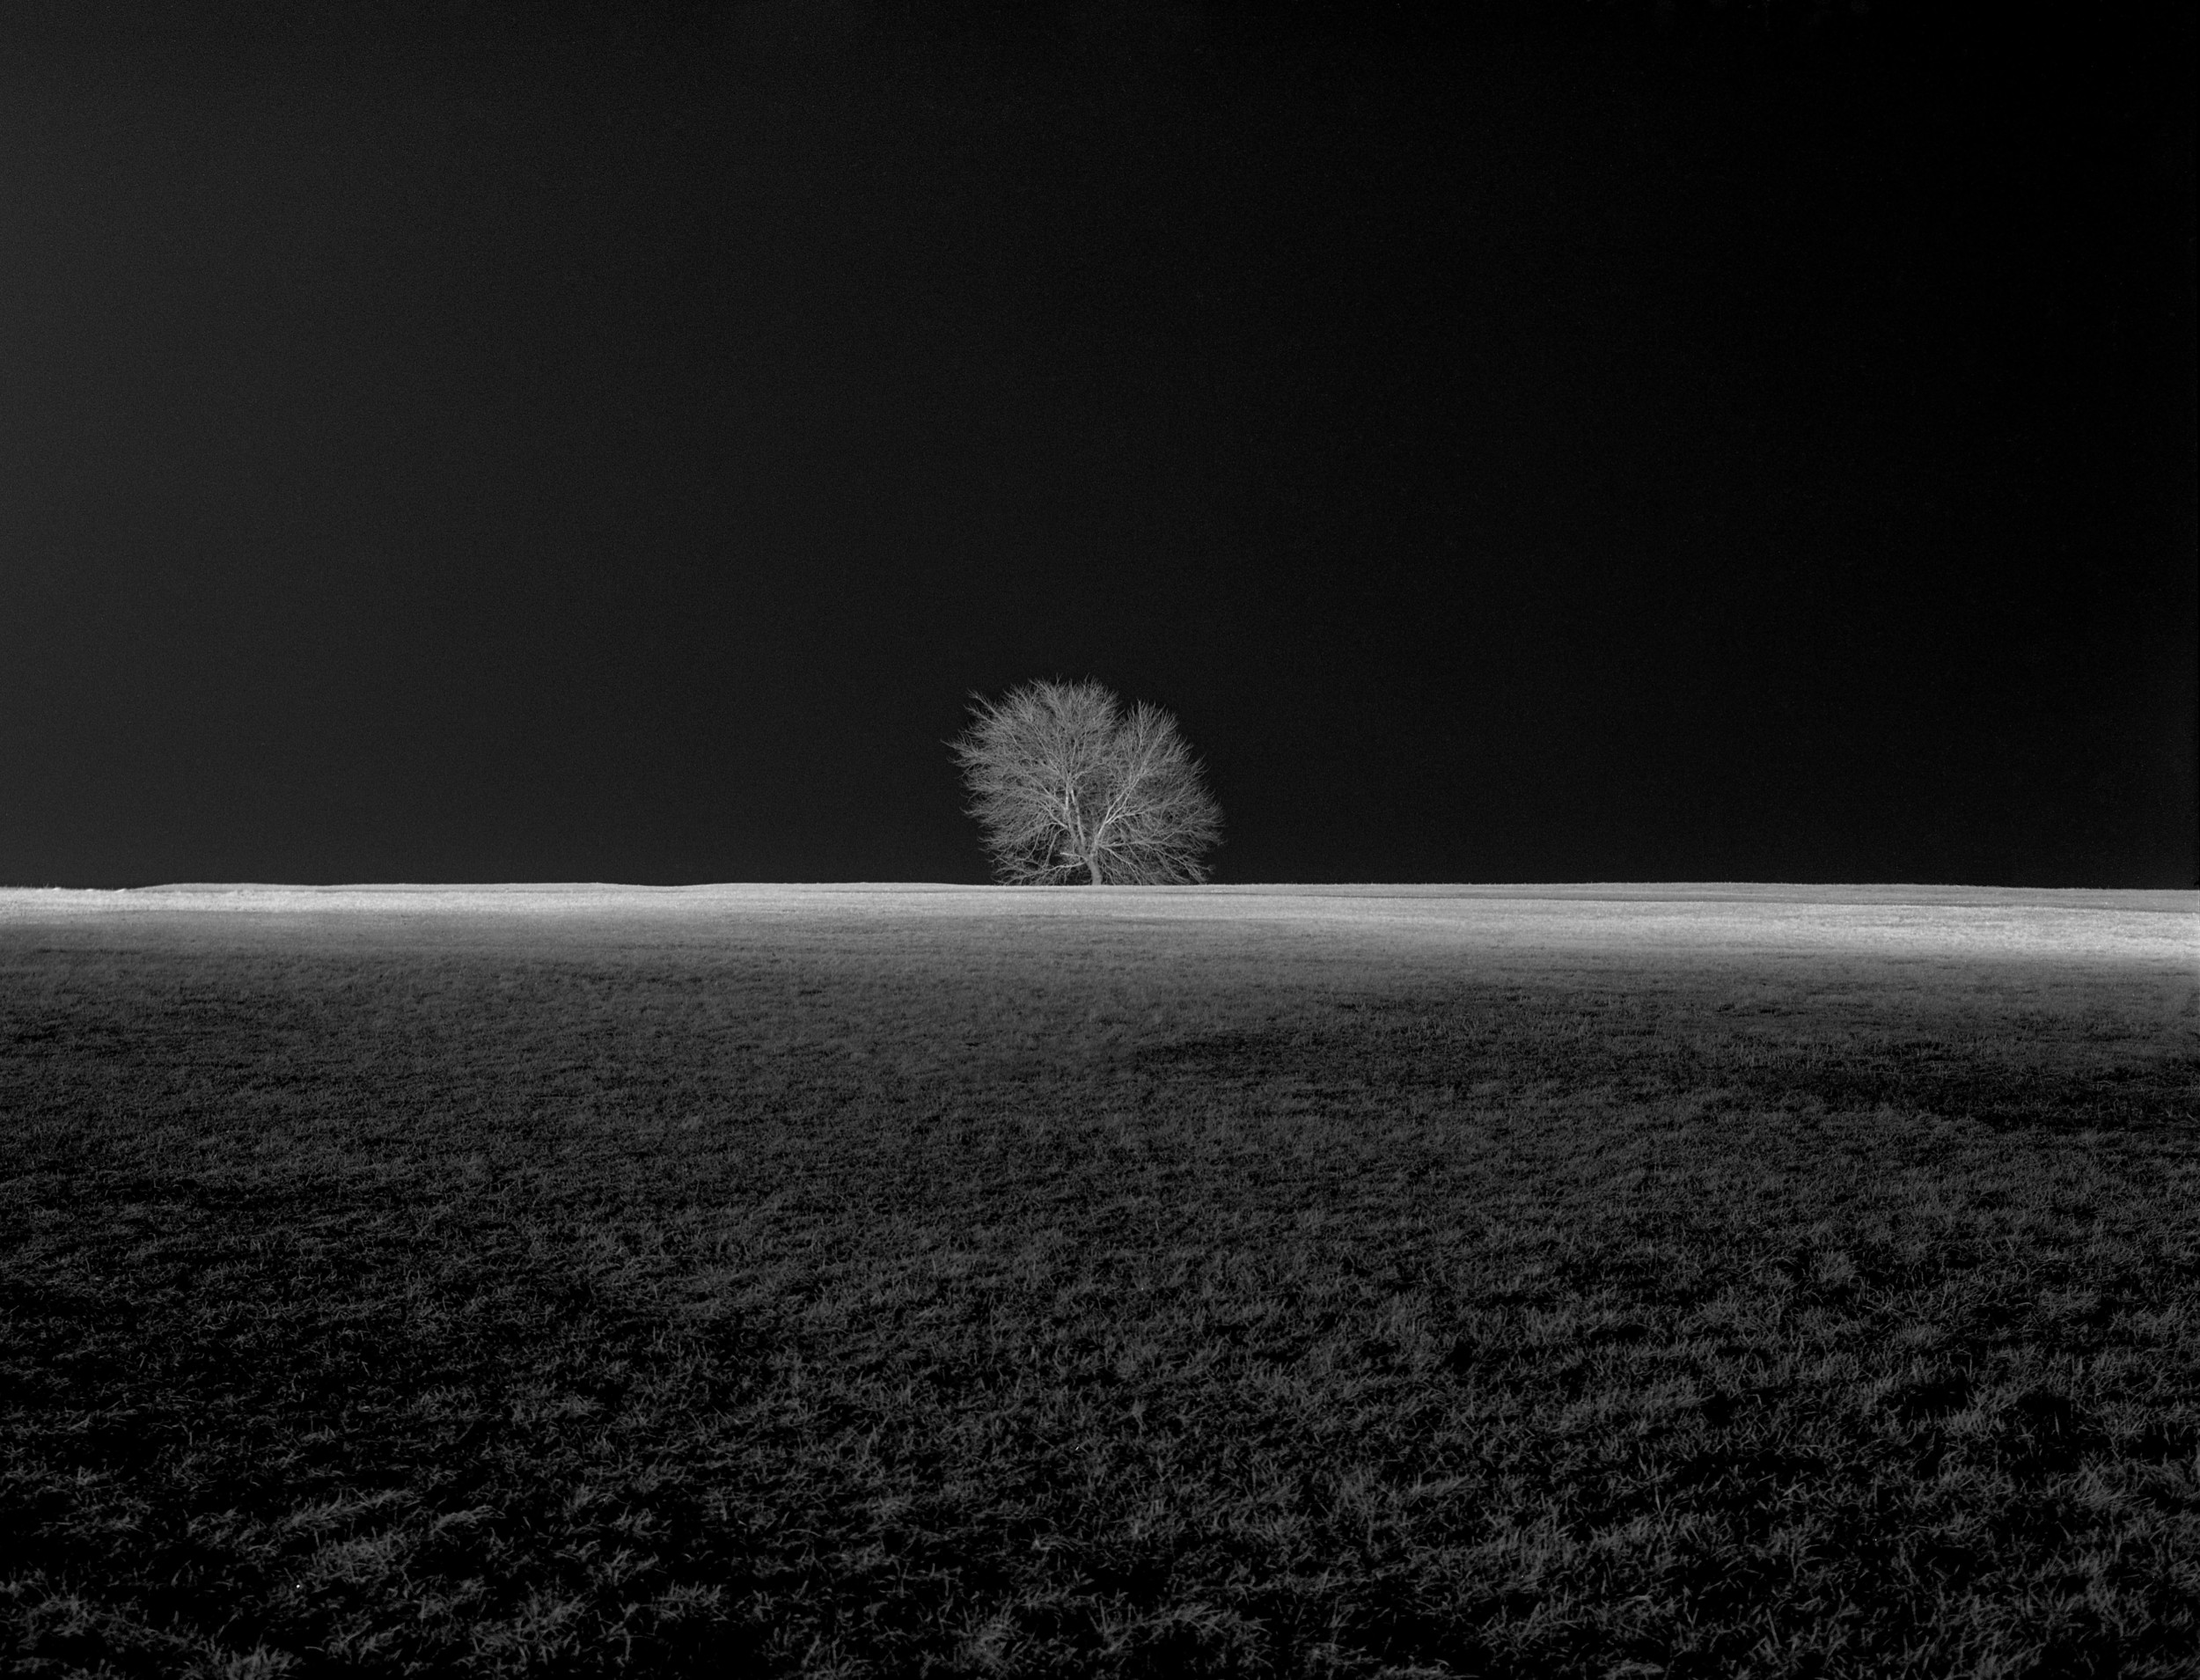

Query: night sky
left=4, top=1, right=2192, bottom=888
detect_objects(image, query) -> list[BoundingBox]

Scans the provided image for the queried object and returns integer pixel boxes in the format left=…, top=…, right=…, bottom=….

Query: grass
left=2, top=884, right=2195, bottom=1678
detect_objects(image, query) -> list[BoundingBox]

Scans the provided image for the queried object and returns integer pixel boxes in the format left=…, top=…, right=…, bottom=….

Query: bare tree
left=950, top=679, right=1224, bottom=884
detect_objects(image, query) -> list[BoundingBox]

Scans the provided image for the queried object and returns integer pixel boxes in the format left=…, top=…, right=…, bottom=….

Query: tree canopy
left=950, top=679, right=1223, bottom=885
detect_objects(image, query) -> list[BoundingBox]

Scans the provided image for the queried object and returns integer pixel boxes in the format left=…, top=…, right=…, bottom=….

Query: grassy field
left=2, top=883, right=2195, bottom=1678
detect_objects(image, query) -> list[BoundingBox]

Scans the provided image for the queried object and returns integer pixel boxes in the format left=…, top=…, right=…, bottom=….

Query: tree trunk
left=1087, top=855, right=1104, bottom=886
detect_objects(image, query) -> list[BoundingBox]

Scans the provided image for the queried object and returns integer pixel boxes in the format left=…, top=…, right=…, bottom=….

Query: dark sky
left=4, top=0, right=2193, bottom=888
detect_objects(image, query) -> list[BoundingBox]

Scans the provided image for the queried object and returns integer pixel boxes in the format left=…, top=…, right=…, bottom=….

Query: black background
left=4, top=0, right=2192, bottom=886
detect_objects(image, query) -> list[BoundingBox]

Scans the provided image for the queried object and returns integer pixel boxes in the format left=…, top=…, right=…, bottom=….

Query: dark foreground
left=2, top=890, right=2195, bottom=1676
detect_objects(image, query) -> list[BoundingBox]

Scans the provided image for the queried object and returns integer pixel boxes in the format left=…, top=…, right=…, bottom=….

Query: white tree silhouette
left=950, top=679, right=1223, bottom=884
